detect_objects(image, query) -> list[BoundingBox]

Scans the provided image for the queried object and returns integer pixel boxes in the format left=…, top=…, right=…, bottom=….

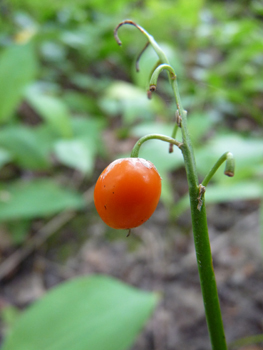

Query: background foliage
left=0, top=0, right=262, bottom=349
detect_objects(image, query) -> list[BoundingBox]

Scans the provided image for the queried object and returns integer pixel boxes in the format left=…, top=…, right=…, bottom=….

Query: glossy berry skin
left=94, top=158, right=162, bottom=229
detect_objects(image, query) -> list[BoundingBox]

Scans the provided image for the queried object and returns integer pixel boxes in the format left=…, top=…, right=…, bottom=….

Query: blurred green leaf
left=131, top=122, right=173, bottom=138
left=71, top=117, right=106, bottom=156
left=0, top=125, right=50, bottom=170
left=174, top=0, right=204, bottom=27
left=173, top=181, right=263, bottom=217
left=0, top=148, right=12, bottom=169
left=51, top=116, right=104, bottom=173
left=99, top=81, right=165, bottom=124
left=160, top=172, right=174, bottom=206
left=6, top=220, right=31, bottom=244
left=26, top=91, right=73, bottom=138
left=0, top=179, right=85, bottom=221
left=2, top=275, right=158, bottom=350
left=205, top=182, right=263, bottom=203
left=187, top=112, right=217, bottom=146
left=63, top=91, right=99, bottom=114
left=54, top=139, right=94, bottom=174
left=0, top=43, right=37, bottom=122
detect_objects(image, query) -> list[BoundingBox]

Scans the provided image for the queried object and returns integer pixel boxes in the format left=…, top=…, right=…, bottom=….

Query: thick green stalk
left=172, top=79, right=227, bottom=350
left=189, top=195, right=227, bottom=349
left=149, top=57, right=228, bottom=350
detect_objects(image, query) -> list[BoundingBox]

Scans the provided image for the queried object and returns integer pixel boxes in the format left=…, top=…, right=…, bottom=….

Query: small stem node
left=176, top=110, right=182, bottom=127
left=197, top=184, right=206, bottom=211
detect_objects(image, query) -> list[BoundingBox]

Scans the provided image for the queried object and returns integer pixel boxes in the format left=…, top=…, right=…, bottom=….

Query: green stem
left=116, top=22, right=229, bottom=350
left=114, top=20, right=169, bottom=64
left=202, top=152, right=235, bottom=187
left=169, top=123, right=179, bottom=153
left=149, top=60, right=228, bottom=350
left=131, top=134, right=182, bottom=158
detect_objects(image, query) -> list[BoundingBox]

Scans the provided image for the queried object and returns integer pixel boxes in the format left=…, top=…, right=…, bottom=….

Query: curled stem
left=149, top=63, right=187, bottom=125
left=114, top=20, right=169, bottom=67
left=202, top=152, right=235, bottom=187
left=148, top=63, right=177, bottom=99
left=149, top=63, right=176, bottom=88
left=130, top=134, right=182, bottom=158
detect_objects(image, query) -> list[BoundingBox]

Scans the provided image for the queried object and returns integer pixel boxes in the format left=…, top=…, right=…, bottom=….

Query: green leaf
left=172, top=182, right=263, bottom=217
left=99, top=81, right=164, bottom=124
left=131, top=122, right=173, bottom=138
left=187, top=112, right=216, bottom=146
left=0, top=125, right=50, bottom=170
left=205, top=182, right=263, bottom=203
left=0, top=179, right=85, bottom=221
left=71, top=117, right=106, bottom=156
left=26, top=92, right=73, bottom=138
left=0, top=148, right=12, bottom=169
left=53, top=117, right=106, bottom=173
left=2, top=275, right=158, bottom=350
left=0, top=43, right=37, bottom=122
left=54, top=139, right=95, bottom=174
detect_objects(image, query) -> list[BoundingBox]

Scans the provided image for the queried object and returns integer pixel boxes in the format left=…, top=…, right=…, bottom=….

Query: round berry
left=94, top=158, right=162, bottom=229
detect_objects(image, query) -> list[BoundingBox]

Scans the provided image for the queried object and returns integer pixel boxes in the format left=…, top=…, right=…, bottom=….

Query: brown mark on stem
left=197, top=184, right=206, bottom=211
left=114, top=20, right=146, bottom=46
left=224, top=170, right=234, bottom=177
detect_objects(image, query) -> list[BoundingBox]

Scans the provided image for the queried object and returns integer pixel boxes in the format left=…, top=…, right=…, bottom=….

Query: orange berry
left=94, top=158, right=162, bottom=229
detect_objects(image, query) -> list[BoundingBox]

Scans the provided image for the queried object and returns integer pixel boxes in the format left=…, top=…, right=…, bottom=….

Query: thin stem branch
left=169, top=123, right=179, bottom=153
left=131, top=134, right=182, bottom=158
left=136, top=41, right=150, bottom=72
left=202, top=152, right=235, bottom=187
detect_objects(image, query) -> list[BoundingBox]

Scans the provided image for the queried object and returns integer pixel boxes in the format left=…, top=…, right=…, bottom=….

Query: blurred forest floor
left=0, top=167, right=262, bottom=350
